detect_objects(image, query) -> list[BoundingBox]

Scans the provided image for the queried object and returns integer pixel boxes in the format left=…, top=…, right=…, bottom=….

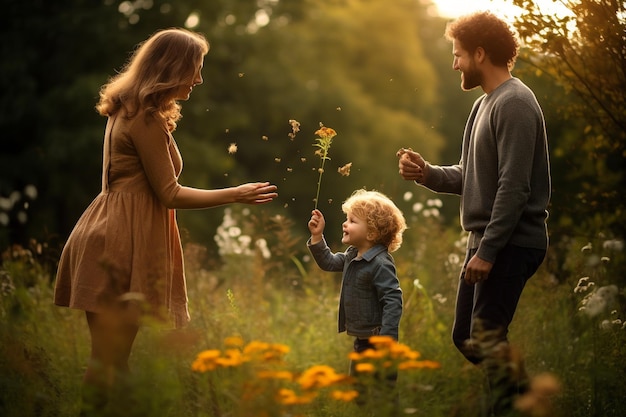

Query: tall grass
left=0, top=206, right=624, bottom=417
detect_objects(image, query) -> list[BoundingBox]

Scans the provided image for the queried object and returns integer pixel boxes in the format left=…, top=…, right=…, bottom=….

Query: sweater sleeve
left=130, top=115, right=182, bottom=207
left=422, top=163, right=463, bottom=195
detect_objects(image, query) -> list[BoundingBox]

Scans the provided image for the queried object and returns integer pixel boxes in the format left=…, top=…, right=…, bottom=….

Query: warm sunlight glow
left=432, top=0, right=572, bottom=19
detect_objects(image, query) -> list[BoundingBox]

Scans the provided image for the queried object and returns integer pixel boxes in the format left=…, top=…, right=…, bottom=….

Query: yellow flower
left=398, top=360, right=441, bottom=370
left=354, top=363, right=376, bottom=373
left=297, top=365, right=347, bottom=390
left=331, top=389, right=359, bottom=402
left=312, top=123, right=338, bottom=209
left=388, top=342, right=419, bottom=359
left=359, top=349, right=386, bottom=360
left=369, top=335, right=396, bottom=346
left=224, top=336, right=244, bottom=347
left=215, top=348, right=246, bottom=367
left=276, top=388, right=317, bottom=405
left=243, top=341, right=271, bottom=355
left=191, top=349, right=221, bottom=372
left=314, top=126, right=337, bottom=139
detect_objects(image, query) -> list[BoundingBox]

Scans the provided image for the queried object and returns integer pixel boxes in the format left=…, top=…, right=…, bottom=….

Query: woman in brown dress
left=53, top=28, right=278, bottom=413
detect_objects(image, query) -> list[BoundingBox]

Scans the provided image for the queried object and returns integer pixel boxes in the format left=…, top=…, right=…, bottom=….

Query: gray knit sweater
left=423, top=78, right=551, bottom=263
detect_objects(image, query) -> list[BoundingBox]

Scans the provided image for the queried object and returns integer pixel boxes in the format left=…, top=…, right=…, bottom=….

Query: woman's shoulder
left=121, top=109, right=168, bottom=133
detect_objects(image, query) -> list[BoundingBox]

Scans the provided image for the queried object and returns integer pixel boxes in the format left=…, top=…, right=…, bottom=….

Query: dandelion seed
left=403, top=191, right=413, bottom=201
left=288, top=119, right=300, bottom=140
left=581, top=242, right=592, bottom=252
left=275, top=158, right=281, bottom=163
left=227, top=143, right=238, bottom=154
left=336, top=107, right=342, bottom=111
left=338, top=162, right=352, bottom=176
left=238, top=72, right=244, bottom=77
left=225, top=128, right=230, bottom=133
left=603, top=239, right=624, bottom=251
left=301, top=157, right=306, bottom=162
left=433, top=293, right=447, bottom=304
left=583, top=285, right=618, bottom=317
left=262, top=135, right=269, bottom=140
left=327, top=199, right=332, bottom=204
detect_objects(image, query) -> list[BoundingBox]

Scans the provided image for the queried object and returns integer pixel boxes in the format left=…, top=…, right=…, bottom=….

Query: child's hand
left=308, top=209, right=325, bottom=243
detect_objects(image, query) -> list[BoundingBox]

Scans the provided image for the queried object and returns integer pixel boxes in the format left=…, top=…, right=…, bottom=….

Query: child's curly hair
left=342, top=189, right=407, bottom=252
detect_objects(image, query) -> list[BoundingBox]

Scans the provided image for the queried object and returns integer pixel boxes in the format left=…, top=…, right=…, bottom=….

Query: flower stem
left=314, top=149, right=328, bottom=209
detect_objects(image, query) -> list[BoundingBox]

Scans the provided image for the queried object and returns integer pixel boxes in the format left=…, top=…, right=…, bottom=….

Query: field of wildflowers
left=0, top=195, right=624, bottom=417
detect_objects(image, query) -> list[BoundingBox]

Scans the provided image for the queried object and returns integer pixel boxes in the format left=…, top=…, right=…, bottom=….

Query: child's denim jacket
left=307, top=237, right=403, bottom=340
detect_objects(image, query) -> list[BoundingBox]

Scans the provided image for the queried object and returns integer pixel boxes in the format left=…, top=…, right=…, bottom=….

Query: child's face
left=342, top=212, right=373, bottom=252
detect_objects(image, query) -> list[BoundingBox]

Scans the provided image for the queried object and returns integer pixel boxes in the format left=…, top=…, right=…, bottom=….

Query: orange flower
left=331, top=389, right=359, bottom=402
left=312, top=123, right=338, bottom=209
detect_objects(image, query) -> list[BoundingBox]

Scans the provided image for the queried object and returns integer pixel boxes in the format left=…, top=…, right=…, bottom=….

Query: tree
left=511, top=0, right=626, bottom=237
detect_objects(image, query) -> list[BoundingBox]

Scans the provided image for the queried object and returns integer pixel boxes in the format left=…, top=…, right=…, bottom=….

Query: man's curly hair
left=445, top=11, right=520, bottom=68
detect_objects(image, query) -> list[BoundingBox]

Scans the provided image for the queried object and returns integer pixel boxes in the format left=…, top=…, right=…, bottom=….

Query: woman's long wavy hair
left=96, top=28, right=209, bottom=131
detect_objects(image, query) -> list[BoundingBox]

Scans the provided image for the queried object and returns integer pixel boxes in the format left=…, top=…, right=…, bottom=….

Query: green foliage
left=0, top=0, right=446, bottom=253
left=511, top=0, right=626, bottom=238
left=3, top=203, right=625, bottom=416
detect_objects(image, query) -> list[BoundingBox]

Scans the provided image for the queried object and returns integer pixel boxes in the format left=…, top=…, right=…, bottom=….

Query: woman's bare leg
left=81, top=309, right=139, bottom=415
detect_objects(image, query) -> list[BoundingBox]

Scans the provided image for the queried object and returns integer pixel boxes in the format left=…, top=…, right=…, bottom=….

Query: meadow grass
left=0, top=209, right=624, bottom=417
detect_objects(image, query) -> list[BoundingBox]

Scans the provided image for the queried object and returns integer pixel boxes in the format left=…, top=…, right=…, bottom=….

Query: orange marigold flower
left=354, top=363, right=376, bottom=373
left=276, top=388, right=317, bottom=405
left=398, top=360, right=441, bottom=370
left=224, top=336, right=244, bottom=347
left=297, top=365, right=346, bottom=390
left=215, top=348, right=245, bottom=367
left=191, top=349, right=221, bottom=372
left=314, top=126, right=337, bottom=139
left=331, top=389, right=359, bottom=402
left=369, top=335, right=396, bottom=347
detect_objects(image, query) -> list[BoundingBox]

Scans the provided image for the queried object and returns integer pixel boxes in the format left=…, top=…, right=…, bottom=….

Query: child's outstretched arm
left=308, top=209, right=325, bottom=245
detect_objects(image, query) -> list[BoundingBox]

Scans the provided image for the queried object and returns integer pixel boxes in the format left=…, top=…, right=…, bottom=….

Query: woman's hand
left=235, top=182, right=278, bottom=204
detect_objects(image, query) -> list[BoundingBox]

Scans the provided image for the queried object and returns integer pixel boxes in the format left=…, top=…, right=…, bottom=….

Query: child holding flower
left=307, top=189, right=407, bottom=401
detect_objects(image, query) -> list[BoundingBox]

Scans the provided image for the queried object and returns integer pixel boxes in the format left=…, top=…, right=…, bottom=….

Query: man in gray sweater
left=397, top=11, right=551, bottom=416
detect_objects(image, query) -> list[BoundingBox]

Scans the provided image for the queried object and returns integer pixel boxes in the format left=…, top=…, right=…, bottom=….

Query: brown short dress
left=54, top=111, right=189, bottom=327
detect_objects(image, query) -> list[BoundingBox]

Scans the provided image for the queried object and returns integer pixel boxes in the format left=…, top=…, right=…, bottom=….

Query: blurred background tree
left=1, top=0, right=623, bottom=270
left=511, top=0, right=626, bottom=239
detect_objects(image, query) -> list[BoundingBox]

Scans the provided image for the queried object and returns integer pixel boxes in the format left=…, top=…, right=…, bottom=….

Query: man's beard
left=461, top=65, right=482, bottom=91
